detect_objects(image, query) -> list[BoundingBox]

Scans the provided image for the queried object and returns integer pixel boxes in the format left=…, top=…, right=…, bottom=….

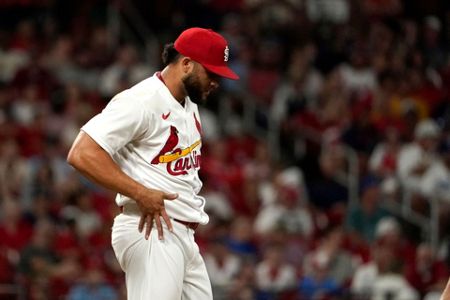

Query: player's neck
left=160, top=67, right=186, bottom=105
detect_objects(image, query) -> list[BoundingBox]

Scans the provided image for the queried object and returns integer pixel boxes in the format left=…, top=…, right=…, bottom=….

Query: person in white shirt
left=255, top=244, right=297, bottom=293
left=372, top=272, right=419, bottom=300
left=397, top=119, right=441, bottom=195
left=67, top=27, right=239, bottom=300
left=351, top=244, right=395, bottom=299
left=203, top=239, right=241, bottom=299
left=254, top=167, right=313, bottom=238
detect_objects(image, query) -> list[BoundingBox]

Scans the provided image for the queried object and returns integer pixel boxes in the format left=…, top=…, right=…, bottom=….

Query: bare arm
left=67, top=131, right=177, bottom=239
left=442, top=278, right=450, bottom=300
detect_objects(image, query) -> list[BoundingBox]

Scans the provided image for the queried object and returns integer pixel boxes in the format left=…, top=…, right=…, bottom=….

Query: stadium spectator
left=67, top=265, right=118, bottom=300
left=405, top=243, right=449, bottom=298
left=397, top=119, right=442, bottom=199
left=204, top=238, right=241, bottom=300
left=303, top=226, right=357, bottom=288
left=351, top=244, right=397, bottom=299
left=255, top=244, right=297, bottom=298
left=346, top=176, right=389, bottom=243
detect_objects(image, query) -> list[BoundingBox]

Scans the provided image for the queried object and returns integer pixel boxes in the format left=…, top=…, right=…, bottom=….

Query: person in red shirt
left=405, top=243, right=449, bottom=297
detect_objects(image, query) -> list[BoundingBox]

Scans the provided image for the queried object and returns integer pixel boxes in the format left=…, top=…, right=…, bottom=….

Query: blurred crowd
left=0, top=0, right=449, bottom=299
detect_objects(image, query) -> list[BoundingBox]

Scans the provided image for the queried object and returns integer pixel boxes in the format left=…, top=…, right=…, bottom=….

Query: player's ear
left=180, top=57, right=194, bottom=74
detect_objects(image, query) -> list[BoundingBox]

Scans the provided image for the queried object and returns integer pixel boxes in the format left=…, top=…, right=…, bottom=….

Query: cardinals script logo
left=151, top=114, right=202, bottom=176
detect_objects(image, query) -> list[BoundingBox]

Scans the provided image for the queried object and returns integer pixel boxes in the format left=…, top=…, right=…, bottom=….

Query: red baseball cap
left=174, top=27, right=239, bottom=80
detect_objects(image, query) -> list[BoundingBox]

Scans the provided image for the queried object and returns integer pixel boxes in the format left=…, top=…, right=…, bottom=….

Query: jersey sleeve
left=81, top=94, right=149, bottom=156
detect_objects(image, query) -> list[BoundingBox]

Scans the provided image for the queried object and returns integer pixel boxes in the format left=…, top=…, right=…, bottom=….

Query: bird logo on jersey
left=151, top=126, right=179, bottom=165
left=151, top=114, right=202, bottom=176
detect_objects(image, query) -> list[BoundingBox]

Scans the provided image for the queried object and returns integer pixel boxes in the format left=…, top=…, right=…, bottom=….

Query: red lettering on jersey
left=165, top=154, right=202, bottom=176
left=167, top=159, right=188, bottom=176
left=184, top=157, right=191, bottom=170
left=192, top=150, right=201, bottom=168
left=174, top=159, right=184, bottom=171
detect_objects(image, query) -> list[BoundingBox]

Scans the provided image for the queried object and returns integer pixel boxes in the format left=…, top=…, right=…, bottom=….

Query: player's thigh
left=112, top=215, right=185, bottom=299
left=182, top=246, right=213, bottom=300
left=126, top=233, right=186, bottom=299
left=111, top=214, right=139, bottom=271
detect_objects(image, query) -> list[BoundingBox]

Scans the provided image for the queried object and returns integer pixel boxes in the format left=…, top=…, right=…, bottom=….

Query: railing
left=107, top=0, right=159, bottom=64
left=382, top=189, right=440, bottom=251
left=218, top=92, right=360, bottom=210
left=226, top=91, right=440, bottom=250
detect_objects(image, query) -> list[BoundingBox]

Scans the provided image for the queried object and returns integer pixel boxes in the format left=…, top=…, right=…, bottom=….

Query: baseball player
left=67, top=27, right=239, bottom=299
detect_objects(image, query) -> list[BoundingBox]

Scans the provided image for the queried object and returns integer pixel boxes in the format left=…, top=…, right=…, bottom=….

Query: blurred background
left=0, top=0, right=449, bottom=299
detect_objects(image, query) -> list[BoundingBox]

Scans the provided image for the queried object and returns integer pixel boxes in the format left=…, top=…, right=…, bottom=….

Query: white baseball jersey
left=81, top=73, right=209, bottom=224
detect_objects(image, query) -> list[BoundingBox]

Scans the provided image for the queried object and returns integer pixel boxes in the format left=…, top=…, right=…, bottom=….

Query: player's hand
left=135, top=188, right=178, bottom=240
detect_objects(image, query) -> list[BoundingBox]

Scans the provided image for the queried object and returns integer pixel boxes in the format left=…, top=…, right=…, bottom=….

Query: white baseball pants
left=111, top=207, right=213, bottom=300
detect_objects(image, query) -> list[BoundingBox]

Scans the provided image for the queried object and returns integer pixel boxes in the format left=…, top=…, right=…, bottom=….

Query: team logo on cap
left=224, top=46, right=229, bottom=62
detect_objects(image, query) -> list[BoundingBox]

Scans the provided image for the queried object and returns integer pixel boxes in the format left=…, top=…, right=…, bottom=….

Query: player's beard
left=182, top=73, right=206, bottom=105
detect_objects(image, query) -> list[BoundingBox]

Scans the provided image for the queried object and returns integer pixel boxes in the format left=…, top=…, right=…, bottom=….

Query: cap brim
left=201, top=63, right=239, bottom=80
